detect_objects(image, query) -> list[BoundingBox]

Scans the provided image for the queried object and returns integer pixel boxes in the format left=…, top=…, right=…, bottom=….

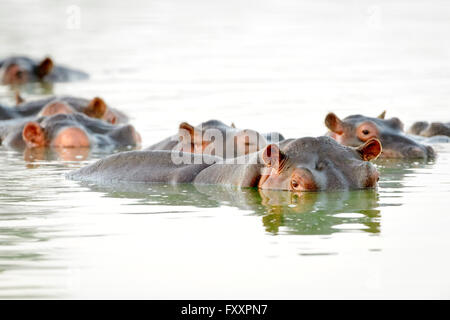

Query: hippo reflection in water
left=0, top=95, right=128, bottom=124
left=0, top=113, right=141, bottom=151
left=0, top=56, right=89, bottom=85
left=76, top=181, right=381, bottom=236
left=325, top=111, right=435, bottom=159
left=146, top=119, right=285, bottom=158
left=68, top=136, right=382, bottom=192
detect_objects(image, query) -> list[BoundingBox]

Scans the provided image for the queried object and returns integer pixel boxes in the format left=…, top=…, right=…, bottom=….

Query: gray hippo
left=68, top=136, right=382, bottom=192
left=146, top=119, right=284, bottom=158
left=324, top=111, right=435, bottom=159
left=0, top=95, right=128, bottom=124
left=408, top=121, right=450, bottom=141
left=0, top=56, right=88, bottom=85
left=0, top=112, right=141, bottom=150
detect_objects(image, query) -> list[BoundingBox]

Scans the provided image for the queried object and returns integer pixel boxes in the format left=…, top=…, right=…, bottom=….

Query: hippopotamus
left=0, top=95, right=128, bottom=124
left=0, top=112, right=141, bottom=150
left=68, top=136, right=382, bottom=192
left=146, top=119, right=284, bottom=158
left=408, top=121, right=450, bottom=140
left=0, top=56, right=88, bottom=85
left=324, top=111, right=435, bottom=159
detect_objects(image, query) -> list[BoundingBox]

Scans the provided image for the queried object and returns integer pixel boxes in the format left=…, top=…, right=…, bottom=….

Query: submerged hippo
left=0, top=56, right=88, bottom=85
left=408, top=121, right=450, bottom=139
left=0, top=112, right=141, bottom=150
left=0, top=95, right=128, bottom=124
left=325, top=111, right=435, bottom=159
left=68, top=136, right=382, bottom=192
left=146, top=119, right=284, bottom=158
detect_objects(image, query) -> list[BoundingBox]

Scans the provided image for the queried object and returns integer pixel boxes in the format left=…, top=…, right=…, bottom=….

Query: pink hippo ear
left=262, top=144, right=287, bottom=170
left=178, top=122, right=195, bottom=142
left=22, top=122, right=46, bottom=148
left=36, top=57, right=54, bottom=79
left=377, top=110, right=386, bottom=119
left=325, top=113, right=344, bottom=134
left=84, top=97, right=107, bottom=119
left=356, top=138, right=382, bottom=161
left=15, top=91, right=25, bottom=105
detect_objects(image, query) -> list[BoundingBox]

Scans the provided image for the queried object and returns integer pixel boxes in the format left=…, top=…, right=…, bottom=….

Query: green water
left=1, top=0, right=450, bottom=299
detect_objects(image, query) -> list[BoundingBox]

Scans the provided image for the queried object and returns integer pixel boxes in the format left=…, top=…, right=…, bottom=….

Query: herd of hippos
left=1, top=56, right=449, bottom=193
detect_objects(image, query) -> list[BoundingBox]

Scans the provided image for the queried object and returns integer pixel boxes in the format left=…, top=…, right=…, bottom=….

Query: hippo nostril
left=408, top=147, right=426, bottom=159
left=316, top=161, right=326, bottom=171
left=425, top=146, right=436, bottom=160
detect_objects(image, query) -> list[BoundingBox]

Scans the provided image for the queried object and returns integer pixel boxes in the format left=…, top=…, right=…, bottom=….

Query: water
left=1, top=0, right=450, bottom=299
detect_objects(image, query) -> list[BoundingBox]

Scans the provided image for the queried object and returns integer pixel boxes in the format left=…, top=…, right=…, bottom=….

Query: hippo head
left=408, top=121, right=450, bottom=138
left=22, top=118, right=90, bottom=149
left=178, top=119, right=268, bottom=158
left=407, top=121, right=430, bottom=136
left=21, top=113, right=141, bottom=149
left=324, top=111, right=435, bottom=159
left=258, top=136, right=382, bottom=192
left=37, top=97, right=117, bottom=124
left=1, top=57, right=53, bottom=85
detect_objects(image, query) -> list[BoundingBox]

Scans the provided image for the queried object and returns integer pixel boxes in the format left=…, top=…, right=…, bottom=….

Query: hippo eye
left=291, top=180, right=300, bottom=189
left=16, top=70, right=23, bottom=79
left=362, top=129, right=370, bottom=135
left=316, top=162, right=326, bottom=171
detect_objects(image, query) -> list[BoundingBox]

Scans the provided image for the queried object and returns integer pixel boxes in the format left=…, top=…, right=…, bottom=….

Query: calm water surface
left=0, top=0, right=450, bottom=299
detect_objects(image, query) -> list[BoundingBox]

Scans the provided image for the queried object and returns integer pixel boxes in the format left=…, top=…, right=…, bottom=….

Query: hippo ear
left=15, top=91, right=24, bottom=105
left=325, top=113, right=344, bottom=134
left=262, top=144, right=287, bottom=170
left=109, top=115, right=117, bottom=125
left=387, top=117, right=404, bottom=131
left=84, top=97, right=107, bottom=119
left=377, top=110, right=386, bottom=119
left=36, top=57, right=54, bottom=79
left=22, top=122, right=46, bottom=148
left=356, top=138, right=382, bottom=161
left=178, top=122, right=195, bottom=141
left=408, top=121, right=428, bottom=135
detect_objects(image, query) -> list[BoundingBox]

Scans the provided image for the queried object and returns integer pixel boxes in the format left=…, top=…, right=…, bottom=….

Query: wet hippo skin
left=0, top=95, right=128, bottom=124
left=0, top=56, right=89, bottom=85
left=146, top=119, right=284, bottom=158
left=0, top=113, right=141, bottom=150
left=68, top=136, right=382, bottom=192
left=325, top=111, right=435, bottom=159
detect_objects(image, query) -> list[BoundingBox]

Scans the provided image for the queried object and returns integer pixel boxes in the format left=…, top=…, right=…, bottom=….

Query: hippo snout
left=425, top=145, right=436, bottom=159
left=364, top=163, right=379, bottom=188
left=407, top=146, right=426, bottom=159
left=404, top=145, right=435, bottom=160
left=109, top=124, right=141, bottom=146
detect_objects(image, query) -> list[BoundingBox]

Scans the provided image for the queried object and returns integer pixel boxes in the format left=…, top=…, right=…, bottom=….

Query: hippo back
left=67, top=150, right=220, bottom=184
